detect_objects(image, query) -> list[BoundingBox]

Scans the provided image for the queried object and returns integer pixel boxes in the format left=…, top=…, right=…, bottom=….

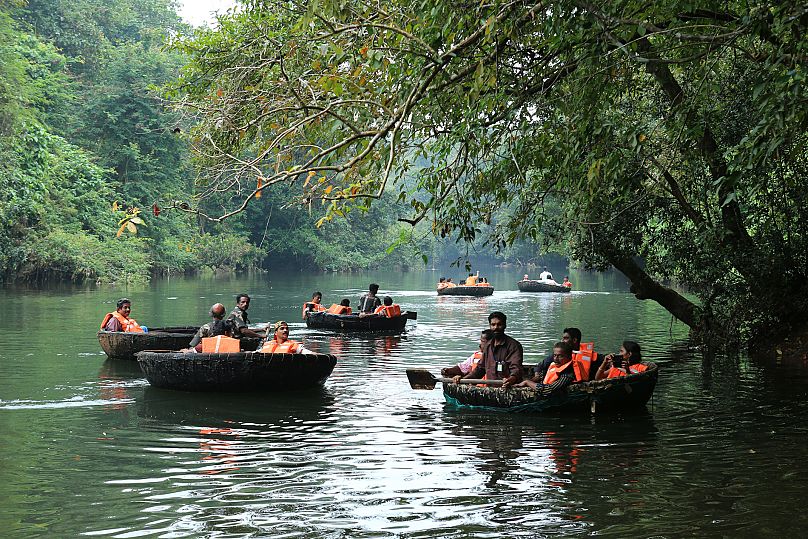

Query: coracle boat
left=437, top=285, right=494, bottom=297
left=408, top=363, right=658, bottom=413
left=137, top=351, right=337, bottom=392
left=97, top=327, right=261, bottom=360
left=305, top=310, right=417, bottom=332
left=517, top=280, right=571, bottom=293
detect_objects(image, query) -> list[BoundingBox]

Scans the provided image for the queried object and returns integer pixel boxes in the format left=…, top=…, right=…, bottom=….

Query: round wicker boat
left=136, top=351, right=337, bottom=392
left=437, top=285, right=495, bottom=296
left=517, top=280, right=571, bottom=293
left=305, top=310, right=416, bottom=332
left=442, top=363, right=658, bottom=412
left=97, top=327, right=261, bottom=360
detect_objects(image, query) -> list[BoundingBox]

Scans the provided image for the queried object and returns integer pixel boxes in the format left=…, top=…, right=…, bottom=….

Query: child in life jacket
left=441, top=330, right=493, bottom=377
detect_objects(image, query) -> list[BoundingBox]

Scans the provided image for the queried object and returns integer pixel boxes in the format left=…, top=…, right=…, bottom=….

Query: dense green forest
left=0, top=0, right=549, bottom=285
left=164, top=0, right=807, bottom=349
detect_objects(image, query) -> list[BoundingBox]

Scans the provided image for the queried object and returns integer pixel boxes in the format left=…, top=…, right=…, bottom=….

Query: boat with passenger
left=517, top=280, right=571, bottom=293
left=304, top=310, right=416, bottom=331
left=97, top=326, right=260, bottom=360
left=407, top=363, right=658, bottom=413
left=137, top=351, right=337, bottom=391
left=437, top=285, right=495, bottom=297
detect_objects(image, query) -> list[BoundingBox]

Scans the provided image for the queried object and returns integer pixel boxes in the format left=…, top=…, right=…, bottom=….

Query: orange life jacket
left=629, top=363, right=648, bottom=374
left=260, top=338, right=302, bottom=354
left=571, top=350, right=592, bottom=382
left=465, top=276, right=477, bottom=285
left=302, top=301, right=327, bottom=318
left=606, top=367, right=627, bottom=378
left=374, top=304, right=401, bottom=317
left=543, top=360, right=575, bottom=384
left=327, top=304, right=351, bottom=314
left=100, top=311, right=144, bottom=333
left=201, top=335, right=240, bottom=353
left=477, top=282, right=492, bottom=287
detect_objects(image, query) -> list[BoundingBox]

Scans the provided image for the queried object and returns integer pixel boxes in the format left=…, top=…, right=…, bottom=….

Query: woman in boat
left=595, top=341, right=647, bottom=379
left=442, top=330, right=491, bottom=377
left=259, top=321, right=314, bottom=354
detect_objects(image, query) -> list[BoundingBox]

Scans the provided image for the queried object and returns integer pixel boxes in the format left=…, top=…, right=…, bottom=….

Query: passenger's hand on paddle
left=451, top=375, right=462, bottom=384
left=501, top=376, right=515, bottom=389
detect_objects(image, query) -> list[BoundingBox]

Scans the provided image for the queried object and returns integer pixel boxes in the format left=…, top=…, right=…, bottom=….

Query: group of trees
left=167, top=0, right=807, bottom=346
left=3, top=0, right=509, bottom=284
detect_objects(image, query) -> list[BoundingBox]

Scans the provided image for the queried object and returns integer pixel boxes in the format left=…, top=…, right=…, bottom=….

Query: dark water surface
left=2, top=267, right=807, bottom=538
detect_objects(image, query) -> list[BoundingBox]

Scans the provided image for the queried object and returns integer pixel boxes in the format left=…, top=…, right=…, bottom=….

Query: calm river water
left=1, top=267, right=807, bottom=538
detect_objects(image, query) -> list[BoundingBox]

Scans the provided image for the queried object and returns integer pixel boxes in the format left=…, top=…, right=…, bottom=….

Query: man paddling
left=185, top=303, right=230, bottom=352
left=227, top=294, right=263, bottom=339
left=454, top=311, right=523, bottom=389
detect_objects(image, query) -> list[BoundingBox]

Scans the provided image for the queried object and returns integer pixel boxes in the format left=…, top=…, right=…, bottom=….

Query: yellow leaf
left=126, top=221, right=137, bottom=233
left=324, top=185, right=333, bottom=195
left=116, top=223, right=127, bottom=237
left=112, top=201, right=119, bottom=212
left=217, top=88, right=223, bottom=97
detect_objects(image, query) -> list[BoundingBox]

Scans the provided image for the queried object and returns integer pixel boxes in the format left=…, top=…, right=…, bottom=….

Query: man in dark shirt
left=358, top=283, right=382, bottom=314
left=187, top=303, right=230, bottom=351
left=457, top=311, right=523, bottom=389
left=226, top=293, right=263, bottom=339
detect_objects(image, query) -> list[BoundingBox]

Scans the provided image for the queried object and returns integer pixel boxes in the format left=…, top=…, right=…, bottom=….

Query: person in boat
left=513, top=341, right=578, bottom=396
left=259, top=321, right=314, bottom=354
left=562, top=276, right=572, bottom=288
left=445, top=278, right=456, bottom=288
left=533, top=328, right=586, bottom=381
left=454, top=311, right=523, bottom=389
left=358, top=283, right=382, bottom=314
left=522, top=274, right=530, bottom=281
left=595, top=341, right=647, bottom=379
left=372, top=296, right=402, bottom=317
left=327, top=298, right=353, bottom=314
left=539, top=266, right=552, bottom=281
left=302, top=291, right=327, bottom=319
left=442, top=329, right=492, bottom=377
left=101, top=298, right=145, bottom=333
left=437, top=277, right=448, bottom=290
left=465, top=272, right=477, bottom=286
left=184, top=303, right=231, bottom=352
left=227, top=294, right=263, bottom=339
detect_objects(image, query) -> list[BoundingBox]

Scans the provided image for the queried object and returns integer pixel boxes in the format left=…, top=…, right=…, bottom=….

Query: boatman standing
left=454, top=311, right=523, bottom=389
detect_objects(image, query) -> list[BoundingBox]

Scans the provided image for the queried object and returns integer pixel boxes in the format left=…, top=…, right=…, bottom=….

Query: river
left=1, top=267, right=807, bottom=537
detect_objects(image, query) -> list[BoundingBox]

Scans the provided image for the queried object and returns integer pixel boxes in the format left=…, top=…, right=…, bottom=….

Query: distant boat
left=517, top=280, right=571, bottom=293
left=97, top=327, right=261, bottom=360
left=437, top=285, right=494, bottom=296
left=407, top=363, right=658, bottom=413
left=137, top=351, right=337, bottom=392
left=305, top=310, right=416, bottom=332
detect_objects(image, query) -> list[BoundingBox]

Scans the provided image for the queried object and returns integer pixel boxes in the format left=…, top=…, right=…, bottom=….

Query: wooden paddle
left=406, top=369, right=505, bottom=390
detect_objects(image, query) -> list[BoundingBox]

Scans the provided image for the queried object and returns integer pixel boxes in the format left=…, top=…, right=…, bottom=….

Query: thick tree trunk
left=606, top=252, right=706, bottom=331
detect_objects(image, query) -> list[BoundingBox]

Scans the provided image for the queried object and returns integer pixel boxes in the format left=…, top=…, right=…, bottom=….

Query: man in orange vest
left=514, top=341, right=577, bottom=396
left=259, top=321, right=314, bottom=354
left=302, top=291, right=327, bottom=319
left=101, top=298, right=145, bottom=333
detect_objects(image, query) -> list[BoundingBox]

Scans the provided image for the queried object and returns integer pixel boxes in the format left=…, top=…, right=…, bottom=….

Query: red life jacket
left=327, top=304, right=351, bottom=314
left=260, top=339, right=302, bottom=354
left=606, top=367, right=627, bottom=378
left=543, top=360, right=575, bottom=384
left=571, top=350, right=592, bottom=381
left=629, top=363, right=648, bottom=374
left=374, top=304, right=401, bottom=317
left=302, top=302, right=327, bottom=319
left=100, top=311, right=144, bottom=333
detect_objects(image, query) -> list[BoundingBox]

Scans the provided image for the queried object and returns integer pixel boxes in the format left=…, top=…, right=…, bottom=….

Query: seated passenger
left=100, top=298, right=145, bottom=333
left=184, top=303, right=231, bottom=352
left=445, top=278, right=457, bottom=288
left=437, top=277, right=448, bottom=290
left=302, top=291, right=327, bottom=319
left=260, top=321, right=314, bottom=354
left=514, top=341, right=578, bottom=396
left=562, top=276, right=572, bottom=288
left=442, top=330, right=491, bottom=377
left=465, top=273, right=477, bottom=286
left=373, top=296, right=402, bottom=317
left=595, top=341, right=647, bottom=379
left=522, top=274, right=530, bottom=281
left=327, top=298, right=353, bottom=315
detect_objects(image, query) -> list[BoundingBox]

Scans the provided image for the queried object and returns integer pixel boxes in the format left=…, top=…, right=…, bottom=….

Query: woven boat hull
left=137, top=351, right=337, bottom=391
left=305, top=311, right=415, bottom=332
left=442, top=363, right=658, bottom=412
left=98, top=327, right=260, bottom=360
left=437, top=286, right=494, bottom=296
left=517, top=280, right=571, bottom=293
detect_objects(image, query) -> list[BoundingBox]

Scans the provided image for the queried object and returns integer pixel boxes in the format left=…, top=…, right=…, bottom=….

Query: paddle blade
left=406, top=369, right=438, bottom=390
left=404, top=311, right=418, bottom=320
